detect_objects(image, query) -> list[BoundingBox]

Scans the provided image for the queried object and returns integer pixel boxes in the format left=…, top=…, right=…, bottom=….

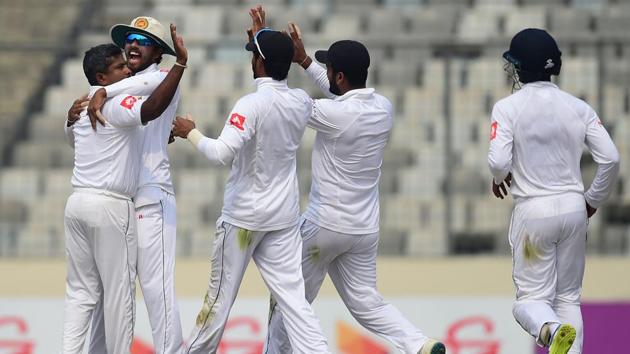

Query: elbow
left=488, top=157, right=511, bottom=180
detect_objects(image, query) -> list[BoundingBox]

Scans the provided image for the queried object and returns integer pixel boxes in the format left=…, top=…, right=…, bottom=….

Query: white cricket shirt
left=191, top=78, right=311, bottom=231
left=301, top=62, right=392, bottom=235
left=488, top=81, right=619, bottom=208
left=103, top=64, right=180, bottom=206
left=70, top=86, right=145, bottom=198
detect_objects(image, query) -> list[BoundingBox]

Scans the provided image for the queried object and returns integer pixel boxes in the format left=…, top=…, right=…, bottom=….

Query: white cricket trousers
left=265, top=219, right=429, bottom=354
left=135, top=191, right=184, bottom=353
left=510, top=192, right=587, bottom=354
left=185, top=219, right=330, bottom=354
left=62, top=190, right=137, bottom=354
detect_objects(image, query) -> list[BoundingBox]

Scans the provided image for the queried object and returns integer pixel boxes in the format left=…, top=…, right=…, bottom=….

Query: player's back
left=71, top=93, right=144, bottom=198
left=221, top=78, right=311, bottom=231
left=493, top=81, right=592, bottom=200
left=303, top=89, right=392, bottom=234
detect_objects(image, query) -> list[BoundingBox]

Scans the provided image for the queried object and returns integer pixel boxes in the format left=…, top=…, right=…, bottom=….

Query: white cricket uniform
left=265, top=62, right=430, bottom=354
left=63, top=86, right=146, bottom=354
left=488, top=81, right=619, bottom=353
left=184, top=77, right=330, bottom=354
left=102, top=64, right=184, bottom=354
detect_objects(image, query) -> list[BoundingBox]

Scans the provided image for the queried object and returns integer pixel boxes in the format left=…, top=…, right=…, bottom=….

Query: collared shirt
left=488, top=81, right=619, bottom=208
left=301, top=63, right=393, bottom=234
left=102, top=64, right=180, bottom=205
left=69, top=86, right=145, bottom=198
left=193, top=77, right=311, bottom=231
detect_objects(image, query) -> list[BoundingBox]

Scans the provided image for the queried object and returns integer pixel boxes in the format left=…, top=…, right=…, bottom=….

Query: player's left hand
left=172, top=114, right=196, bottom=138
left=249, top=5, right=266, bottom=34
left=87, top=88, right=107, bottom=130
left=492, top=172, right=512, bottom=199
left=170, top=23, right=187, bottom=67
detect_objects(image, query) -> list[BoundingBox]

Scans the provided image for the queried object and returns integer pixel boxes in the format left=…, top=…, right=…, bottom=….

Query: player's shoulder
left=373, top=92, right=393, bottom=111
left=555, top=87, right=593, bottom=114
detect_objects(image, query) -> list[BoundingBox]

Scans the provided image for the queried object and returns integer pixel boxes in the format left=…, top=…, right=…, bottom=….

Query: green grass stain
left=238, top=228, right=253, bottom=250
left=308, top=245, right=320, bottom=262
left=196, top=292, right=215, bottom=327
left=523, top=235, right=540, bottom=261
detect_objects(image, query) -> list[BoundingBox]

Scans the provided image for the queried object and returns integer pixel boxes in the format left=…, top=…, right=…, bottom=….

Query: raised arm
left=63, top=94, right=89, bottom=148
left=288, top=22, right=336, bottom=99
left=88, top=23, right=188, bottom=129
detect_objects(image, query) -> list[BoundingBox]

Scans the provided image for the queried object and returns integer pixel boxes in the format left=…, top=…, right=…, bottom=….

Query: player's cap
left=503, top=28, right=561, bottom=75
left=110, top=16, right=176, bottom=56
left=245, top=29, right=294, bottom=63
left=314, top=40, right=370, bottom=74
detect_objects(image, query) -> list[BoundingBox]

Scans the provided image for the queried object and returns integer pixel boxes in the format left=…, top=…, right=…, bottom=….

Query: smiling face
left=124, top=34, right=163, bottom=73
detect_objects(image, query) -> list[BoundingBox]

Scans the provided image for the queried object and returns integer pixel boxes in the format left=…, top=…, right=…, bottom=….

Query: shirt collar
left=336, top=87, right=375, bottom=101
left=522, top=81, right=558, bottom=89
left=254, top=77, right=288, bottom=90
left=136, top=63, right=159, bottom=76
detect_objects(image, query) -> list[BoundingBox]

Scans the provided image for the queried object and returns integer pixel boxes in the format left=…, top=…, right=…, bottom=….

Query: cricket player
left=62, top=23, right=187, bottom=353
left=488, top=28, right=619, bottom=354
left=79, top=16, right=186, bottom=353
left=263, top=19, right=446, bottom=354
left=170, top=7, right=330, bottom=354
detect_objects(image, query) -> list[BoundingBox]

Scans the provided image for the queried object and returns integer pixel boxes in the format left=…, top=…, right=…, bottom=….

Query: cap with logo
left=314, top=40, right=370, bottom=75
left=110, top=16, right=176, bottom=56
left=245, top=30, right=294, bottom=63
left=503, top=28, right=562, bottom=76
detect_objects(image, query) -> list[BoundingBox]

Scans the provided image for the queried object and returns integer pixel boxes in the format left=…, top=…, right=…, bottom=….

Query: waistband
left=73, top=187, right=132, bottom=201
left=514, top=192, right=585, bottom=218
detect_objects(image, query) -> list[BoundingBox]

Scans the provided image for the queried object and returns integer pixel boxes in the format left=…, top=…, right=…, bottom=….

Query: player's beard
left=329, top=79, right=341, bottom=96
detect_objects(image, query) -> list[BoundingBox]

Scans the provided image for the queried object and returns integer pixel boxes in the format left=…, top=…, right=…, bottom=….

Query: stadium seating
left=2, top=0, right=629, bottom=257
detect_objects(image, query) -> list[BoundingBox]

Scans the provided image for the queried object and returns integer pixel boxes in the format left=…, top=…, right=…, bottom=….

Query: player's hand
left=288, top=22, right=310, bottom=68
left=249, top=5, right=266, bottom=34
left=492, top=172, right=512, bottom=199
left=87, top=88, right=107, bottom=130
left=586, top=201, right=597, bottom=218
left=67, top=93, right=89, bottom=125
left=170, top=23, right=187, bottom=66
left=172, top=114, right=196, bottom=138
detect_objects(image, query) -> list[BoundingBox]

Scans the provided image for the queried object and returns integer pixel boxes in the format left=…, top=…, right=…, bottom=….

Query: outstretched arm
left=88, top=23, right=188, bottom=129
left=288, top=22, right=336, bottom=99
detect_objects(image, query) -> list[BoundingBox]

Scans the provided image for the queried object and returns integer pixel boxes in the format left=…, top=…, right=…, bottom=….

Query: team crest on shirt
left=120, top=95, right=138, bottom=109
left=229, top=113, right=246, bottom=131
left=490, top=121, right=498, bottom=140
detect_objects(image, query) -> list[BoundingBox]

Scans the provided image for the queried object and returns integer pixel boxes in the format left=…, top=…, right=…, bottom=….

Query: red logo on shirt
left=229, top=113, right=246, bottom=131
left=490, top=121, right=498, bottom=141
left=120, top=95, right=137, bottom=109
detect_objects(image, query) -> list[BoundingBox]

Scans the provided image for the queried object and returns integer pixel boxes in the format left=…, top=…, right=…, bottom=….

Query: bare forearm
left=140, top=65, right=185, bottom=123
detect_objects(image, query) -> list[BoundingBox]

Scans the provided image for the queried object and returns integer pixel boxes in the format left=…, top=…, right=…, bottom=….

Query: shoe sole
left=549, top=324, right=576, bottom=354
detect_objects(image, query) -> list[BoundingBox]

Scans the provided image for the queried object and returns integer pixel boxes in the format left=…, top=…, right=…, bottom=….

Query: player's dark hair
left=254, top=51, right=291, bottom=81
left=83, top=44, right=123, bottom=86
left=333, top=68, right=368, bottom=88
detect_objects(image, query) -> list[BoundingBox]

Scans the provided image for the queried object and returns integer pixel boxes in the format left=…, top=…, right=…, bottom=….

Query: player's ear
left=95, top=72, right=108, bottom=86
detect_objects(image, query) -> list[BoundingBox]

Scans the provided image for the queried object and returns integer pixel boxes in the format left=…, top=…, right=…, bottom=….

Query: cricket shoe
left=418, top=339, right=446, bottom=354
left=549, top=324, right=576, bottom=354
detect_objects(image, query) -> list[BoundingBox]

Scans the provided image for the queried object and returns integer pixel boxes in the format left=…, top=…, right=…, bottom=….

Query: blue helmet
left=503, top=28, right=562, bottom=77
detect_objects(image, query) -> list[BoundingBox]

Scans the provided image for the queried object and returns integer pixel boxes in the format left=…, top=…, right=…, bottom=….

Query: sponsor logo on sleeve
left=121, top=95, right=138, bottom=109
left=490, top=121, right=498, bottom=140
left=229, top=113, right=246, bottom=131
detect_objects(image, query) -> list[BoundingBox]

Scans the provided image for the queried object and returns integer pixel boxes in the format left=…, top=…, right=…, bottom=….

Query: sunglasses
left=251, top=28, right=272, bottom=60
left=125, top=33, right=155, bottom=46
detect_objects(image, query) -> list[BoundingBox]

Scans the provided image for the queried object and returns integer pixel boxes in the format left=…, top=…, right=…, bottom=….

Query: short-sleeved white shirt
left=70, top=86, right=145, bottom=198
